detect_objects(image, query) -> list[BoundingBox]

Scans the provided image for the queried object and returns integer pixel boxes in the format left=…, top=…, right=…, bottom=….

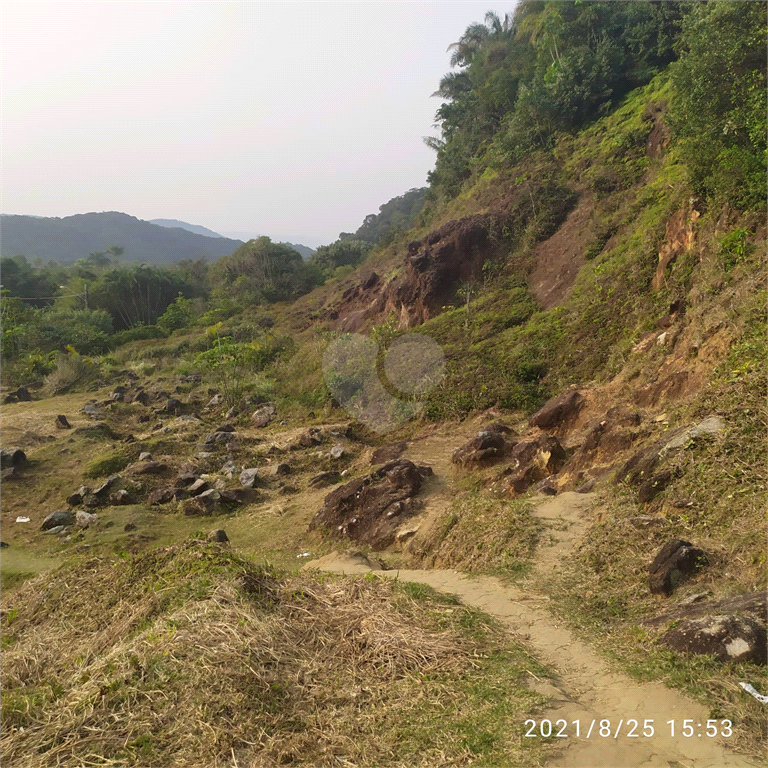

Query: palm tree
left=447, top=22, right=490, bottom=68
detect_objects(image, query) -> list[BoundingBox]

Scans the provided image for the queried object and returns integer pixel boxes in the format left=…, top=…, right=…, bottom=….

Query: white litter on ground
left=739, top=682, right=768, bottom=704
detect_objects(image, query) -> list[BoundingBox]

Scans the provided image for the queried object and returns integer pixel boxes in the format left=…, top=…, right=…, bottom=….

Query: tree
left=212, top=237, right=318, bottom=304
left=667, top=1, right=767, bottom=209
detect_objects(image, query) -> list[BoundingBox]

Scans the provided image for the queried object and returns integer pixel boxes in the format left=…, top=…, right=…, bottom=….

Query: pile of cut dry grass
left=1, top=540, right=547, bottom=767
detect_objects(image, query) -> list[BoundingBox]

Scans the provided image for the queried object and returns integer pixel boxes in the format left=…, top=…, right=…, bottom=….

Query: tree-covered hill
left=0, top=212, right=244, bottom=266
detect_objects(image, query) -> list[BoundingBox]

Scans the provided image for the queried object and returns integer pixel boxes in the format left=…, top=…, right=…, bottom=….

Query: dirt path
left=306, top=432, right=761, bottom=768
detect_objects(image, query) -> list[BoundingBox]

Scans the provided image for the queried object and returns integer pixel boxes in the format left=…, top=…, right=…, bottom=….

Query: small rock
left=188, top=479, right=210, bottom=496
left=137, top=414, right=151, bottom=423
left=207, top=394, right=224, bottom=407
left=166, top=398, right=183, bottom=415
left=124, top=523, right=137, bottom=532
left=452, top=432, right=508, bottom=467
left=529, top=390, right=584, bottom=431
left=220, top=488, right=259, bottom=505
left=535, top=478, right=558, bottom=496
left=264, top=463, right=291, bottom=477
left=130, top=461, right=168, bottom=475
left=239, top=468, right=260, bottom=488
left=679, top=591, right=711, bottom=606
left=41, top=510, right=75, bottom=531
left=215, top=423, right=235, bottom=433
left=134, top=391, right=152, bottom=406
left=93, top=475, right=120, bottom=497
left=0, top=448, right=27, bottom=469
left=0, top=541, right=8, bottom=548
left=110, top=489, right=134, bottom=505
left=75, top=510, right=99, bottom=528
left=208, top=529, right=229, bottom=543
left=55, top=414, right=71, bottom=429
left=138, top=452, right=153, bottom=462
left=638, top=470, right=675, bottom=503
left=175, top=473, right=199, bottom=488
left=649, top=538, right=709, bottom=596
left=148, top=487, right=175, bottom=505
left=308, top=471, right=342, bottom=488
left=396, top=525, right=420, bottom=543
left=14, top=385, right=32, bottom=402
left=43, top=525, right=67, bottom=535
left=66, top=486, right=91, bottom=506
left=330, top=444, right=345, bottom=459
left=252, top=407, right=273, bottom=428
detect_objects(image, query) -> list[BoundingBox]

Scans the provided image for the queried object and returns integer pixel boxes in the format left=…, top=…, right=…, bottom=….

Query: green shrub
left=718, top=227, right=756, bottom=272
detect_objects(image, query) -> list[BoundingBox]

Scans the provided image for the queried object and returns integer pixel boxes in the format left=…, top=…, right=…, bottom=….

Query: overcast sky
left=2, top=1, right=511, bottom=247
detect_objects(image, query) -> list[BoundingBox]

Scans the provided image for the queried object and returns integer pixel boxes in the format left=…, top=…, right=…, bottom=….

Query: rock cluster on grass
left=310, top=459, right=433, bottom=550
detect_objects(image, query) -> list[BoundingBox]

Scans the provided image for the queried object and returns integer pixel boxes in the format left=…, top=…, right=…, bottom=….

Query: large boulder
left=660, top=615, right=766, bottom=665
left=501, top=434, right=567, bottom=495
left=648, top=538, right=709, bottom=596
left=309, top=459, right=432, bottom=550
left=529, top=390, right=584, bottom=431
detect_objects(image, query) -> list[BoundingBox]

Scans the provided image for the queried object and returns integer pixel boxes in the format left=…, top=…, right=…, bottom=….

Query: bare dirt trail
left=306, top=432, right=761, bottom=768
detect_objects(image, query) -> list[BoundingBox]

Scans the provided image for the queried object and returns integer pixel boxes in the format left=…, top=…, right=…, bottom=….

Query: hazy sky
left=2, top=1, right=510, bottom=247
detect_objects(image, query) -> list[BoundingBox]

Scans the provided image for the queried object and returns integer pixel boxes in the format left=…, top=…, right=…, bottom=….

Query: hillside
left=0, top=212, right=243, bottom=265
left=1, top=3, right=766, bottom=767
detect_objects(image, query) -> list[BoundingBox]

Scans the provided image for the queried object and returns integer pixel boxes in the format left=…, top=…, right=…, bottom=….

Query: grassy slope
left=1, top=541, right=550, bottom=768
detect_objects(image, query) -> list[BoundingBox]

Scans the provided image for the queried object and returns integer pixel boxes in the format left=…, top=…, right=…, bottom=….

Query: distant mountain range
left=149, top=218, right=228, bottom=239
left=0, top=212, right=244, bottom=266
left=0, top=212, right=316, bottom=266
